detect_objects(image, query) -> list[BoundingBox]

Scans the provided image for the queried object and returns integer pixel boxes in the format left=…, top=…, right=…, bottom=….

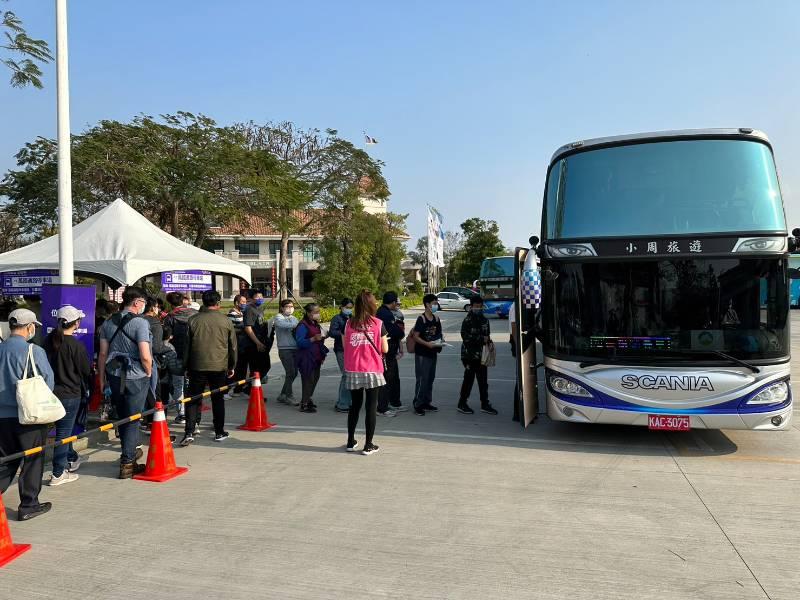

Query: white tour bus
left=514, top=128, right=795, bottom=431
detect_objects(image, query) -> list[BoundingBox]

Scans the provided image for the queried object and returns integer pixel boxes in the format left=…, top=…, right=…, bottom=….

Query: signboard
left=161, top=270, right=213, bottom=292
left=1, top=270, right=59, bottom=295
left=41, top=284, right=97, bottom=360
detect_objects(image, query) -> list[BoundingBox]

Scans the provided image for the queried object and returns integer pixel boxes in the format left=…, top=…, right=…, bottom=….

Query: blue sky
left=2, top=0, right=799, bottom=247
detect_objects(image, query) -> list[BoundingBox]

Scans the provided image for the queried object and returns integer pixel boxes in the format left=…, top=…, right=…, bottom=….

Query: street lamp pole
left=56, top=0, right=74, bottom=284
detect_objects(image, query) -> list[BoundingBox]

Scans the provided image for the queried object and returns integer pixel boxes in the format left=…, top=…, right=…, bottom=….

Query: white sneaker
left=67, top=456, right=83, bottom=472
left=390, top=405, right=409, bottom=412
left=377, top=410, right=397, bottom=418
left=48, top=471, right=79, bottom=486
left=224, top=391, right=235, bottom=401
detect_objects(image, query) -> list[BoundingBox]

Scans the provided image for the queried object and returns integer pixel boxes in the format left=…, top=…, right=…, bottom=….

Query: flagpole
left=56, top=0, right=74, bottom=284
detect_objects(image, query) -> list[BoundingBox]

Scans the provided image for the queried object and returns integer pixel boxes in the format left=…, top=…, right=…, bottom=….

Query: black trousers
left=228, top=350, right=249, bottom=393
left=186, top=370, right=227, bottom=435
left=0, top=418, right=46, bottom=509
left=301, top=366, right=321, bottom=407
left=459, top=360, right=489, bottom=405
left=245, top=348, right=270, bottom=382
left=348, top=387, right=380, bottom=446
left=378, top=355, right=401, bottom=412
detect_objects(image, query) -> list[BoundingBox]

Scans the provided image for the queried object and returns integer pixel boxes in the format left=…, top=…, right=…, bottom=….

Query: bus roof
left=550, top=128, right=771, bottom=165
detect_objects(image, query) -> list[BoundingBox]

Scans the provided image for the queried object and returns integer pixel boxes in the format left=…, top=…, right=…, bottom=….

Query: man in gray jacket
left=181, top=290, right=237, bottom=446
left=272, top=299, right=299, bottom=405
left=0, top=309, right=55, bottom=520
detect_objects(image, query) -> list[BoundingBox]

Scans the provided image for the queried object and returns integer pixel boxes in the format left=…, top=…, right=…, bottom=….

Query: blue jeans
left=52, top=396, right=81, bottom=477
left=108, top=374, right=150, bottom=464
left=335, top=351, right=351, bottom=409
left=414, top=354, right=438, bottom=409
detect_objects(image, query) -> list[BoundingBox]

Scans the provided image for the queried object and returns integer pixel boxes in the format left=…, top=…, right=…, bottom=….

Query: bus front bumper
left=547, top=393, right=794, bottom=431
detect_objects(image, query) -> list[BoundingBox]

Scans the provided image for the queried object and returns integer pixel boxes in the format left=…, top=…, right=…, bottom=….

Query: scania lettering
left=620, top=374, right=714, bottom=392
left=513, top=129, right=796, bottom=431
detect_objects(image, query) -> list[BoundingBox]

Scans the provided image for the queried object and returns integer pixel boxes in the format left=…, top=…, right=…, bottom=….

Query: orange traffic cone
left=0, top=492, right=30, bottom=568
left=134, top=401, right=189, bottom=483
left=238, top=373, right=275, bottom=431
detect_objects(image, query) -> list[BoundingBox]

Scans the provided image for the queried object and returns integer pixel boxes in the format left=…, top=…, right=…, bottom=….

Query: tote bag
left=480, top=342, right=496, bottom=367
left=17, top=344, right=65, bottom=425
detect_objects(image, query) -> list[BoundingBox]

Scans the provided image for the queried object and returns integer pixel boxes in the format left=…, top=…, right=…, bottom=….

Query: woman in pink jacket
left=343, top=289, right=388, bottom=455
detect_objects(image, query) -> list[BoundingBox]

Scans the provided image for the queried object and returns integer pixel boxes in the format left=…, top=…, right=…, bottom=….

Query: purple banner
left=41, top=284, right=97, bottom=360
left=1, top=270, right=59, bottom=295
left=161, top=270, right=213, bottom=292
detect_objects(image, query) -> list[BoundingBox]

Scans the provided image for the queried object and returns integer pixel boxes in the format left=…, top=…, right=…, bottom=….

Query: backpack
left=165, top=312, right=191, bottom=359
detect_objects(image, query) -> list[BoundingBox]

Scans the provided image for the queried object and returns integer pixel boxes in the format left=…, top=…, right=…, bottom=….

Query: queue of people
left=0, top=284, right=505, bottom=521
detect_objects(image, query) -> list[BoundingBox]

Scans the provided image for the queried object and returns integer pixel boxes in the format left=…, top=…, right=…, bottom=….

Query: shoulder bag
left=17, top=344, right=66, bottom=425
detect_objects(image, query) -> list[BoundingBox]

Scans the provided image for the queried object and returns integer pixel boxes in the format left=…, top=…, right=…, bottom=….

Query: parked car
left=436, top=291, right=471, bottom=311
left=441, top=286, right=478, bottom=298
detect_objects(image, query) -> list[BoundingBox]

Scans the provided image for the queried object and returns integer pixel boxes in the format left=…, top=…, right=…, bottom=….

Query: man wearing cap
left=97, top=287, right=153, bottom=479
left=376, top=291, right=407, bottom=416
left=0, top=308, right=55, bottom=520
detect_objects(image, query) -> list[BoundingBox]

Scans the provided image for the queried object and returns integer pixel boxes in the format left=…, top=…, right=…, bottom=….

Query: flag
left=427, top=207, right=445, bottom=267
left=363, top=132, right=378, bottom=145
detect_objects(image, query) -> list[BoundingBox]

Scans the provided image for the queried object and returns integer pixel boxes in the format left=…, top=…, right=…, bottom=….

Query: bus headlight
left=549, top=375, right=592, bottom=398
left=747, top=381, right=789, bottom=405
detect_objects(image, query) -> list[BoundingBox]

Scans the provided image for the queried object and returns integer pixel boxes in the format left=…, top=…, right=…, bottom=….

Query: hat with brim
left=8, top=308, right=42, bottom=327
left=56, top=305, right=86, bottom=323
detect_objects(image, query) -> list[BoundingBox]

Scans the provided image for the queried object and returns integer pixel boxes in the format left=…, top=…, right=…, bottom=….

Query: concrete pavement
left=1, top=310, right=799, bottom=599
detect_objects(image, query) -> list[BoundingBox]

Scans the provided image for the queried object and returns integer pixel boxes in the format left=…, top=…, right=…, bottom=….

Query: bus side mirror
left=529, top=236, right=539, bottom=248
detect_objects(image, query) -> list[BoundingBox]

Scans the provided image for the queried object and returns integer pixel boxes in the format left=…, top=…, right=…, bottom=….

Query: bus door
left=514, top=247, right=540, bottom=426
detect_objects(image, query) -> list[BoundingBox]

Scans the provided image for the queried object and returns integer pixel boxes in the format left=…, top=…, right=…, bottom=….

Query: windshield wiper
left=683, top=349, right=760, bottom=373
left=578, top=355, right=673, bottom=369
left=579, top=350, right=760, bottom=373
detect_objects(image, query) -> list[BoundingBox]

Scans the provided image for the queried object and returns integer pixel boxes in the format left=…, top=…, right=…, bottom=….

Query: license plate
left=648, top=415, right=690, bottom=431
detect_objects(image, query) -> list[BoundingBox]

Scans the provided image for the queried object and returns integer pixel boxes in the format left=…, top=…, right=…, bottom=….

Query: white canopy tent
left=0, top=199, right=250, bottom=286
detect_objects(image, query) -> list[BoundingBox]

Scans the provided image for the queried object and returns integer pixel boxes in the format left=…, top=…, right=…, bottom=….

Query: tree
left=1, top=113, right=251, bottom=245
left=1, top=2, right=52, bottom=88
left=452, top=218, right=505, bottom=284
left=0, top=207, right=21, bottom=252
left=234, top=121, right=323, bottom=299
left=408, top=236, right=428, bottom=281
left=314, top=209, right=407, bottom=302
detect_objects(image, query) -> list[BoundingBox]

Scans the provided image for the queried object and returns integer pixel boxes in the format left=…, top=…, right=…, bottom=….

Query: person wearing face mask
left=0, top=309, right=55, bottom=520
left=44, top=305, right=91, bottom=486
left=328, top=298, right=354, bottom=412
left=225, top=294, right=250, bottom=400
left=294, top=303, right=328, bottom=413
left=458, top=296, right=498, bottom=416
left=97, top=286, right=153, bottom=478
left=271, top=299, right=299, bottom=405
left=410, top=293, right=444, bottom=416
left=242, top=290, right=272, bottom=388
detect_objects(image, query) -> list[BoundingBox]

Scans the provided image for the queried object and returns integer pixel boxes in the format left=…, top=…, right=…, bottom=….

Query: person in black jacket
left=376, top=291, right=407, bottom=416
left=44, top=305, right=91, bottom=486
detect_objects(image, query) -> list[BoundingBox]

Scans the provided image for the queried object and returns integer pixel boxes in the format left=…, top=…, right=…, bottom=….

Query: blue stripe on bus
left=546, top=369, right=792, bottom=415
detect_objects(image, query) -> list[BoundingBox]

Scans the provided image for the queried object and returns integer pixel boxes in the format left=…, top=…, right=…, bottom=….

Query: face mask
left=26, top=325, right=36, bottom=341
left=254, top=298, right=265, bottom=306
left=310, top=313, right=321, bottom=321
left=283, top=307, right=295, bottom=316
left=430, top=305, right=439, bottom=313
left=342, top=308, right=353, bottom=316
left=238, top=303, right=247, bottom=310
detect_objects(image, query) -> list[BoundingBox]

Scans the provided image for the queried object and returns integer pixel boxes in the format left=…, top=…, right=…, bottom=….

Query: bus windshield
left=479, top=256, right=514, bottom=301
left=545, top=139, right=785, bottom=239
left=543, top=258, right=789, bottom=362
